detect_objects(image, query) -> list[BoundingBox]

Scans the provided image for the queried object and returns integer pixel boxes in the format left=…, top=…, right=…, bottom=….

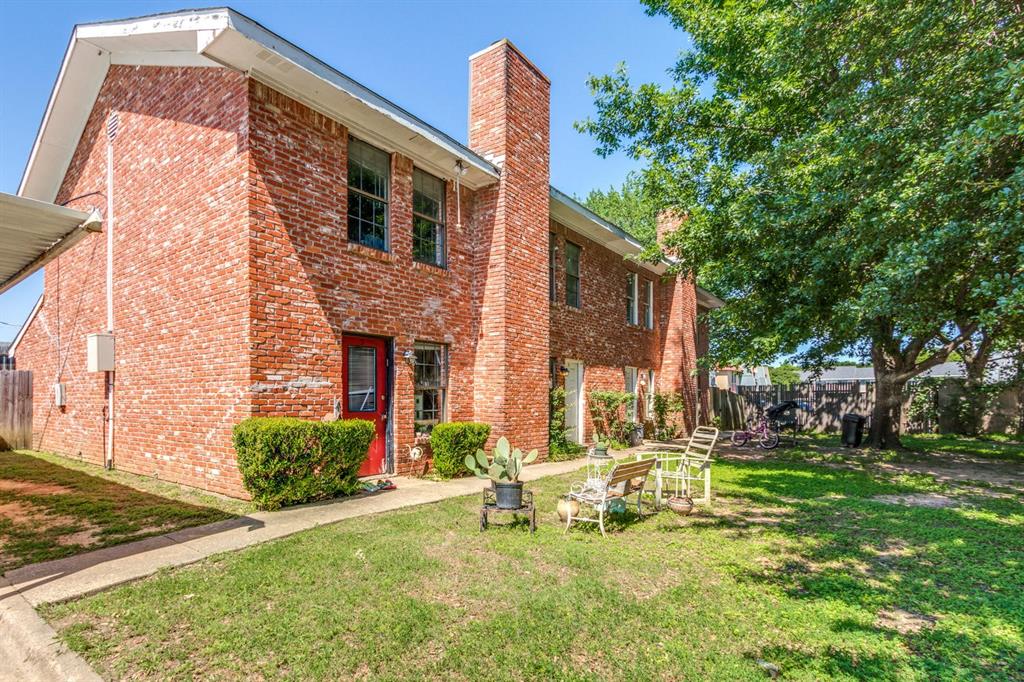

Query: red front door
left=342, top=335, right=388, bottom=476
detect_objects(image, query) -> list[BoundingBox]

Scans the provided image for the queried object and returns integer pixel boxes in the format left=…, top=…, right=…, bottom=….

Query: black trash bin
left=841, top=413, right=867, bottom=448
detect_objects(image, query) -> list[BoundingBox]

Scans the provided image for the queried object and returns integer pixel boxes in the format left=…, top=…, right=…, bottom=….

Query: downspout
left=104, top=112, right=118, bottom=469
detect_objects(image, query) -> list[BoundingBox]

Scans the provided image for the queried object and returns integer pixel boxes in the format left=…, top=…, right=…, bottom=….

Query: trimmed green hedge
left=429, top=422, right=491, bottom=479
left=233, top=417, right=375, bottom=510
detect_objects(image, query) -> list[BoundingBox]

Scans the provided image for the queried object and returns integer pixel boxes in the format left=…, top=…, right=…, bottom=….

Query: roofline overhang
left=548, top=187, right=724, bottom=308
left=19, top=7, right=500, bottom=203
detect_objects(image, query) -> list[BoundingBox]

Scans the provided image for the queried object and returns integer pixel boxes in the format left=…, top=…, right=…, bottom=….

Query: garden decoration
left=556, top=496, right=580, bottom=523
left=480, top=488, right=536, bottom=534
left=465, top=436, right=538, bottom=509
left=667, top=495, right=694, bottom=516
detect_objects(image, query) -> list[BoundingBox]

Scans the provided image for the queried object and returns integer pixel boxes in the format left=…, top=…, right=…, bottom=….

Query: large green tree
left=578, top=0, right=1023, bottom=447
left=581, top=172, right=659, bottom=247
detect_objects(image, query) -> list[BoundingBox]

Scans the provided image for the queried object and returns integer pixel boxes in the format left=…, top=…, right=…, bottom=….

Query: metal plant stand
left=479, top=488, right=536, bottom=534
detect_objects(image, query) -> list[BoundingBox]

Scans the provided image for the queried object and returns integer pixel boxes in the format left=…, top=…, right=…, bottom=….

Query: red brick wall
left=247, top=81, right=480, bottom=475
left=13, top=46, right=706, bottom=499
left=468, top=41, right=551, bottom=457
left=548, top=221, right=696, bottom=441
left=14, top=65, right=251, bottom=496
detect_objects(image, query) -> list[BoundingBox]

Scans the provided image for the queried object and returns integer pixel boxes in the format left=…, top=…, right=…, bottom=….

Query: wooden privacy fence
left=0, top=370, right=33, bottom=450
left=711, top=382, right=873, bottom=433
left=711, top=380, right=1021, bottom=435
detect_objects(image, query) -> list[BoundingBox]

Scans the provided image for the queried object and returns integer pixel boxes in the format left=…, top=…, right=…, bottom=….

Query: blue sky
left=0, top=0, right=687, bottom=342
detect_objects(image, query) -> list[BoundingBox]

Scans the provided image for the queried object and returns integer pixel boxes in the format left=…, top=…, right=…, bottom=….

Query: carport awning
left=0, top=192, right=101, bottom=294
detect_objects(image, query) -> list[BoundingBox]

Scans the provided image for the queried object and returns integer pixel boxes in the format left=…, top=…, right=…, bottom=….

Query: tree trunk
left=869, top=374, right=906, bottom=449
left=960, top=332, right=995, bottom=436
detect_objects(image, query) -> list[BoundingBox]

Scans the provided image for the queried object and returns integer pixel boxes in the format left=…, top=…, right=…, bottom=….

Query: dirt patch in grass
left=0, top=479, right=73, bottom=495
left=1, top=450, right=233, bottom=572
left=55, top=528, right=102, bottom=547
left=872, top=493, right=959, bottom=508
left=0, top=500, right=43, bottom=525
left=876, top=607, right=938, bottom=634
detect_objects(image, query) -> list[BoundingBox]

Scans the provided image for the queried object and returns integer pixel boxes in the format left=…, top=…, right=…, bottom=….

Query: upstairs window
left=347, top=138, right=390, bottom=251
left=565, top=241, right=581, bottom=308
left=642, top=280, right=654, bottom=329
left=412, top=168, right=446, bottom=267
left=549, top=233, right=557, bottom=302
left=414, top=342, right=447, bottom=435
left=626, top=273, right=638, bottom=325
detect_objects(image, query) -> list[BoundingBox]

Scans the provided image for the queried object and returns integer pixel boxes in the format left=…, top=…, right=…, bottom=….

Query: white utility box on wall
left=87, top=333, right=115, bottom=372
left=53, top=382, right=67, bottom=406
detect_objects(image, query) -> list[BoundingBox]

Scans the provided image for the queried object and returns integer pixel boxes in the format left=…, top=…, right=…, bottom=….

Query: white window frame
left=624, top=366, right=639, bottom=423
left=626, top=273, right=638, bottom=325
left=643, top=280, right=654, bottom=329
left=646, top=369, right=655, bottom=417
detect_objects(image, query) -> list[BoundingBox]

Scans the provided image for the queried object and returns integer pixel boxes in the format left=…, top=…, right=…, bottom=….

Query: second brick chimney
left=468, top=40, right=551, bottom=455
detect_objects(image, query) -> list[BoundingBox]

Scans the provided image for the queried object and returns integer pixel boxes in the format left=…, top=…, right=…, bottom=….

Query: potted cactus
left=465, top=436, right=538, bottom=509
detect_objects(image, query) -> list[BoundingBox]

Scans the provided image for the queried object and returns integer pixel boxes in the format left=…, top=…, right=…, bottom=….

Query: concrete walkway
left=2, top=450, right=659, bottom=680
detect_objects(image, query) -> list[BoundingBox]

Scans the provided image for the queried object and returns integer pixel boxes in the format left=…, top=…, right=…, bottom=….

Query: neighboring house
left=0, top=341, right=13, bottom=369
left=799, top=367, right=877, bottom=386
left=800, top=356, right=1017, bottom=388
left=714, top=366, right=771, bottom=390
left=10, top=9, right=721, bottom=499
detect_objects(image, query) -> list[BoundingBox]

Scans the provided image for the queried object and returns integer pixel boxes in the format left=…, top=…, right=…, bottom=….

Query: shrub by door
left=343, top=335, right=388, bottom=476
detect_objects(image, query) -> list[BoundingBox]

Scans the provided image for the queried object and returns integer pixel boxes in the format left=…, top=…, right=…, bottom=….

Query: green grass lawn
left=0, top=451, right=241, bottom=572
left=42, top=441, right=1023, bottom=681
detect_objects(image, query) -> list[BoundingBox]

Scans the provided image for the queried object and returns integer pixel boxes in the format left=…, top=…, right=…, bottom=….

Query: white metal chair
left=564, top=458, right=656, bottom=537
left=652, top=426, right=720, bottom=507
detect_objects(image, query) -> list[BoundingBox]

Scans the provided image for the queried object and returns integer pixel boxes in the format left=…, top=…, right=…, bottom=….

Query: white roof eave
left=18, top=8, right=500, bottom=204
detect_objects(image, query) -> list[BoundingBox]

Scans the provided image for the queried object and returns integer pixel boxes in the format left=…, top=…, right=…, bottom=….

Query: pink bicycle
left=730, top=409, right=781, bottom=449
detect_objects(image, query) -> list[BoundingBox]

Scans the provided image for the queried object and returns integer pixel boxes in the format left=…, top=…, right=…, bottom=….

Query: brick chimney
left=656, top=208, right=701, bottom=433
left=468, top=40, right=551, bottom=455
left=656, top=208, right=688, bottom=256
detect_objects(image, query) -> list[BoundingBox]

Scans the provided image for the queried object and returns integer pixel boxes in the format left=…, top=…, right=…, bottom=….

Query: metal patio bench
left=563, top=457, right=656, bottom=537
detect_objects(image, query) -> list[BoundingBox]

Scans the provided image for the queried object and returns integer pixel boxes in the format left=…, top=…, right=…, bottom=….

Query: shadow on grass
left=1, top=450, right=239, bottom=575
left=702, top=460, right=1024, bottom=680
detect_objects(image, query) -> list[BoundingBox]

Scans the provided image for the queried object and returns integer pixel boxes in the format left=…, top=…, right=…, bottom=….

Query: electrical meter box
left=53, top=382, right=67, bottom=407
left=87, top=333, right=115, bottom=372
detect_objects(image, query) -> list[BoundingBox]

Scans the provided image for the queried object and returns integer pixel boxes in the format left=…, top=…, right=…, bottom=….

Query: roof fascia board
left=223, top=9, right=499, bottom=182
left=20, top=8, right=499, bottom=202
left=550, top=186, right=645, bottom=251
left=74, top=9, right=232, bottom=39
left=246, top=69, right=478, bottom=188
left=549, top=187, right=664, bottom=276
left=16, top=27, right=91, bottom=199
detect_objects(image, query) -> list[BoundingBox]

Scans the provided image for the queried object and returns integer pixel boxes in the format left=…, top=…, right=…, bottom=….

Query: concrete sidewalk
left=2, top=452, right=636, bottom=681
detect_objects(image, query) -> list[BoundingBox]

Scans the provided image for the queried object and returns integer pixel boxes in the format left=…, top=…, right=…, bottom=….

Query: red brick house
left=11, top=8, right=721, bottom=498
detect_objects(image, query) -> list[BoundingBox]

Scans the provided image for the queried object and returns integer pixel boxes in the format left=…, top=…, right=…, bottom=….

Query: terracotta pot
left=667, top=496, right=694, bottom=516
left=557, top=497, right=580, bottom=522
